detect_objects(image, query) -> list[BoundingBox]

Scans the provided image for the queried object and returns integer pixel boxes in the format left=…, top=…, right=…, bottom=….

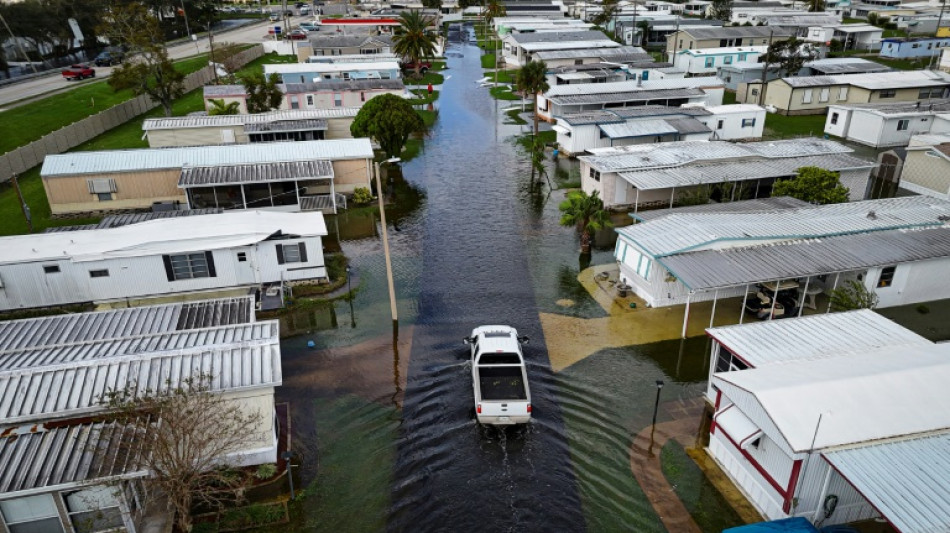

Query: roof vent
left=938, top=215, right=950, bottom=222
left=866, top=210, right=877, bottom=220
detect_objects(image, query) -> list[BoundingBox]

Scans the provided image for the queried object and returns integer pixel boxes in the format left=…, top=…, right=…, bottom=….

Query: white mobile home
left=672, top=46, right=767, bottom=77
left=897, top=134, right=950, bottom=199
left=611, top=196, right=950, bottom=312
left=503, top=30, right=620, bottom=66
left=264, top=61, right=402, bottom=83
left=580, top=138, right=869, bottom=210
left=709, top=342, right=950, bottom=529
left=532, top=46, right=654, bottom=69
left=824, top=98, right=950, bottom=147
left=553, top=106, right=714, bottom=155
left=0, top=211, right=329, bottom=311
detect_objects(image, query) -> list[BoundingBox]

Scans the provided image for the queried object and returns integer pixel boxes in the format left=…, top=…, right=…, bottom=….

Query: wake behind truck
left=463, top=325, right=532, bottom=426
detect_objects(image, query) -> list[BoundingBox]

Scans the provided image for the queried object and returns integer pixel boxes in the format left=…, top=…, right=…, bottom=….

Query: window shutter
left=162, top=255, right=174, bottom=281
left=205, top=251, right=217, bottom=277
left=87, top=178, right=116, bottom=194
left=276, top=244, right=285, bottom=264
left=298, top=242, right=308, bottom=263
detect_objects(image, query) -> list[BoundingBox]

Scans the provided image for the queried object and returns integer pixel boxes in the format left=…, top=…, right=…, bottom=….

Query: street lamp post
left=651, top=380, right=664, bottom=427
left=281, top=450, right=295, bottom=501
left=375, top=157, right=401, bottom=329
left=346, top=265, right=355, bottom=328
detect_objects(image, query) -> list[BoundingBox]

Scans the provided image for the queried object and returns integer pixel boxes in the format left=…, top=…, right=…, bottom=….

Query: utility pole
left=374, top=158, right=401, bottom=331
left=0, top=13, right=37, bottom=73
left=937, top=0, right=947, bottom=39
left=11, top=174, right=33, bottom=233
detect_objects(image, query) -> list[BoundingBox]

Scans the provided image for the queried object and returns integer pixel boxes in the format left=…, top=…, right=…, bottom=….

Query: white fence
left=0, top=44, right=264, bottom=184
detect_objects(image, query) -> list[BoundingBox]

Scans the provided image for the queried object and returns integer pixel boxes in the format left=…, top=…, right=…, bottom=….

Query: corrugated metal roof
left=755, top=13, right=840, bottom=25
left=633, top=196, right=809, bottom=221
left=507, top=29, right=607, bottom=43
left=556, top=105, right=712, bottom=125
left=600, top=119, right=678, bottom=138
left=582, top=138, right=852, bottom=172
left=309, top=34, right=393, bottom=48
left=617, top=153, right=872, bottom=190
left=679, top=26, right=794, bottom=39
left=41, top=139, right=373, bottom=176
left=782, top=70, right=950, bottom=89
left=203, top=84, right=247, bottom=97
left=282, top=79, right=405, bottom=93
left=0, top=420, right=146, bottom=494
left=0, top=330, right=281, bottom=424
left=179, top=160, right=334, bottom=187
left=143, top=109, right=359, bottom=131
left=546, top=76, right=723, bottom=97
left=0, top=298, right=253, bottom=352
left=829, top=98, right=950, bottom=116
left=664, top=117, right=712, bottom=134
left=522, top=39, right=622, bottom=52
left=0, top=210, right=328, bottom=263
left=264, top=61, right=400, bottom=74
left=617, top=196, right=950, bottom=258
left=659, top=225, right=950, bottom=291
left=803, top=57, right=891, bottom=74
left=712, top=344, right=950, bottom=452
left=244, top=118, right=328, bottom=132
left=823, top=432, right=950, bottom=533
left=680, top=46, right=767, bottom=56
left=44, top=210, right=225, bottom=233
left=550, top=87, right=705, bottom=105
left=706, top=310, right=932, bottom=368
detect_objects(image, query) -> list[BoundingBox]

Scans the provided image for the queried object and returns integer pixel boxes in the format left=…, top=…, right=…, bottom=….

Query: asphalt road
left=0, top=15, right=308, bottom=110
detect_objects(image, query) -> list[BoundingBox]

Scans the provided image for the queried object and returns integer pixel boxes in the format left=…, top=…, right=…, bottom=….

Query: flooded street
left=273, top=27, right=743, bottom=533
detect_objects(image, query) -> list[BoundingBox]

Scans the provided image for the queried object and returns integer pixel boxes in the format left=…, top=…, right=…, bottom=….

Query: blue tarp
left=723, top=518, right=821, bottom=533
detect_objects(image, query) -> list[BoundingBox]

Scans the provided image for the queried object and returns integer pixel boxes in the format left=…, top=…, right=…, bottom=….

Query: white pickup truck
left=463, top=325, right=532, bottom=425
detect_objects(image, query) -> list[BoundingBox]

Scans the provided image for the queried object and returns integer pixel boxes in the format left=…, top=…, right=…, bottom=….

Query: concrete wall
left=0, top=45, right=264, bottom=185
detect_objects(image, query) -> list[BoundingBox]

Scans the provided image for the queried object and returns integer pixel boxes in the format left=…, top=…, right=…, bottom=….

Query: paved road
left=0, top=15, right=308, bottom=109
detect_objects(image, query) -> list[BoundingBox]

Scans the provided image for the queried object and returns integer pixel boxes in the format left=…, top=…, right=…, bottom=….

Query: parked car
left=299, top=6, right=311, bottom=15
left=299, top=22, right=320, bottom=31
left=62, top=64, right=95, bottom=81
left=463, top=325, right=532, bottom=426
left=287, top=29, right=309, bottom=40
left=400, top=60, right=432, bottom=74
left=268, top=12, right=280, bottom=21
left=93, top=50, right=124, bottom=66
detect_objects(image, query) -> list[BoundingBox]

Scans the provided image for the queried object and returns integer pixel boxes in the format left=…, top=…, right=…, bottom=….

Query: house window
left=877, top=266, right=896, bottom=287
left=802, top=88, right=813, bottom=104
left=0, top=494, right=65, bottom=533
left=704, top=57, right=715, bottom=68
left=89, top=269, right=109, bottom=278
left=920, top=87, right=941, bottom=99
left=741, top=118, right=756, bottom=127
left=277, top=242, right=308, bottom=264
left=879, top=89, right=896, bottom=98
left=830, top=112, right=839, bottom=125
left=306, top=95, right=314, bottom=107
left=751, top=88, right=759, bottom=96
left=43, top=265, right=60, bottom=274
left=290, top=95, right=300, bottom=109
left=87, top=178, right=117, bottom=198
left=163, top=252, right=215, bottom=281
left=589, top=168, right=601, bottom=182
left=724, top=56, right=733, bottom=65
left=819, top=88, right=829, bottom=103
left=334, top=93, right=343, bottom=107
left=97, top=192, right=113, bottom=201
left=65, top=486, right=124, bottom=533
left=838, top=86, right=849, bottom=100
left=575, top=59, right=583, bottom=65
left=361, top=92, right=366, bottom=102
left=237, top=252, right=247, bottom=262
left=897, top=119, right=909, bottom=131
left=717, top=119, right=724, bottom=130
left=715, top=345, right=749, bottom=373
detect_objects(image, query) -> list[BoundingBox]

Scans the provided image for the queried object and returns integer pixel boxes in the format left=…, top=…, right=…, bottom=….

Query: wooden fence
left=0, top=44, right=264, bottom=183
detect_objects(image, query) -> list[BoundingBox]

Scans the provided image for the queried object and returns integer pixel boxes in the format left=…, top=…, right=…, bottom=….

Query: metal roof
left=802, top=57, right=891, bottom=75
left=823, top=432, right=950, bottom=533
left=617, top=196, right=950, bottom=258
left=309, top=34, right=393, bottom=48
left=179, top=160, right=334, bottom=187
left=546, top=76, right=723, bottom=97
left=676, top=26, right=794, bottom=39
left=659, top=225, right=950, bottom=291
left=582, top=138, right=852, bottom=172
left=781, top=70, right=950, bottom=89
left=712, top=344, right=950, bottom=452
left=41, top=139, right=373, bottom=177
left=203, top=84, right=247, bottom=97
left=0, top=211, right=329, bottom=264
left=0, top=298, right=253, bottom=352
left=522, top=39, right=622, bottom=52
left=282, top=79, right=406, bottom=93
left=755, top=13, right=840, bottom=26
left=507, top=29, right=609, bottom=44
left=44, top=210, right=225, bottom=233
left=829, top=98, right=950, bottom=116
left=600, top=119, right=679, bottom=138
left=533, top=45, right=650, bottom=61
left=706, top=310, right=932, bottom=368
left=243, top=118, right=328, bottom=132
left=143, top=109, right=359, bottom=131
left=0, top=326, right=282, bottom=424
left=0, top=420, right=146, bottom=496
left=550, top=87, right=705, bottom=105
left=664, top=117, right=713, bottom=134
left=265, top=61, right=400, bottom=74
left=633, top=196, right=810, bottom=221
left=679, top=46, right=767, bottom=56
left=617, top=153, right=872, bottom=190
left=556, top=105, right=712, bottom=125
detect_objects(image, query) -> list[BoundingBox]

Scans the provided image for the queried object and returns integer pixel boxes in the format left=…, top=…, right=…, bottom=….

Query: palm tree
left=515, top=60, right=550, bottom=136
left=393, top=10, right=438, bottom=79
left=483, top=0, right=506, bottom=84
left=559, top=190, right=613, bottom=254
left=206, top=98, right=240, bottom=115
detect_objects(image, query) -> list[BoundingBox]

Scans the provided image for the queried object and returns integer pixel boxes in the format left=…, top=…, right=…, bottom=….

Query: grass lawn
left=485, top=68, right=517, bottom=84
left=405, top=71, right=445, bottom=86
left=0, top=53, right=214, bottom=155
left=489, top=86, right=520, bottom=100
left=661, top=441, right=746, bottom=532
left=763, top=113, right=827, bottom=140
left=410, top=89, right=440, bottom=105
left=481, top=52, right=497, bottom=69
left=417, top=109, right=438, bottom=128
left=722, top=91, right=737, bottom=105
left=869, top=56, right=928, bottom=70
left=505, top=107, right=529, bottom=125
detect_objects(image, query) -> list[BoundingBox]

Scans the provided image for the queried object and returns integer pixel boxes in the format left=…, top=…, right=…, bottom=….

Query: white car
left=464, top=326, right=532, bottom=425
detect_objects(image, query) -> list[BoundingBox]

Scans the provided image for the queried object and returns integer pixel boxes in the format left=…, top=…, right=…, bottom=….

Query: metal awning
left=551, top=124, right=571, bottom=135
left=715, top=405, right=763, bottom=449
left=244, top=118, right=328, bottom=133
left=600, top=119, right=678, bottom=139
left=179, top=160, right=334, bottom=187
left=823, top=431, right=950, bottom=533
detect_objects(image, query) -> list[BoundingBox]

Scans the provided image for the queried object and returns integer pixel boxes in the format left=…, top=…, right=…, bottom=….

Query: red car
left=287, top=29, right=309, bottom=40
left=62, top=64, right=96, bottom=80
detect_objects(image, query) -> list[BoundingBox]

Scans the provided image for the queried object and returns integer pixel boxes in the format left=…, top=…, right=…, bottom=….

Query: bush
left=218, top=503, right=286, bottom=531
left=352, top=187, right=373, bottom=205
left=255, top=463, right=277, bottom=480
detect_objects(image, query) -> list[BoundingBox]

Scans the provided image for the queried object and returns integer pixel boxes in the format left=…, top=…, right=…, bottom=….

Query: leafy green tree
left=393, top=10, right=438, bottom=79
left=351, top=93, right=425, bottom=157
left=241, top=72, right=284, bottom=113
left=207, top=98, right=241, bottom=115
left=708, top=0, right=733, bottom=22
left=830, top=280, right=878, bottom=311
left=559, top=190, right=613, bottom=254
left=422, top=0, right=443, bottom=9
left=98, top=2, right=184, bottom=116
left=515, top=60, right=550, bottom=136
left=592, top=0, right=619, bottom=27
left=761, top=38, right=819, bottom=76
left=530, top=136, right=548, bottom=183
left=482, top=0, right=506, bottom=82
left=772, top=166, right=850, bottom=205
left=806, top=0, right=825, bottom=12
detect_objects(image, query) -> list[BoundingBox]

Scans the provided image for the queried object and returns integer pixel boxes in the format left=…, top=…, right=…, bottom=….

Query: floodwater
left=273, top=26, right=741, bottom=533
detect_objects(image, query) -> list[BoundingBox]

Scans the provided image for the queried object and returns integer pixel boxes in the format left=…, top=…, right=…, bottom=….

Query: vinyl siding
left=900, top=149, right=950, bottom=198
left=43, top=170, right=185, bottom=215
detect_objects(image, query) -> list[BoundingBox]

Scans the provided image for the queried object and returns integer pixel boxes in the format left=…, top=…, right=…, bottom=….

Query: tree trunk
left=580, top=230, right=592, bottom=254
left=532, top=96, right=539, bottom=137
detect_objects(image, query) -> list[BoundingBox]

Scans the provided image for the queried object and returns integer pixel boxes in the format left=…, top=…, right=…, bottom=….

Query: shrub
left=352, top=187, right=373, bottom=205
left=255, top=463, right=277, bottom=480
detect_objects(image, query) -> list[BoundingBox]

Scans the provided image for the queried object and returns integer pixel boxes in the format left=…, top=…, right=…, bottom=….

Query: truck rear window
left=478, top=353, right=521, bottom=365
left=479, top=366, right=527, bottom=400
